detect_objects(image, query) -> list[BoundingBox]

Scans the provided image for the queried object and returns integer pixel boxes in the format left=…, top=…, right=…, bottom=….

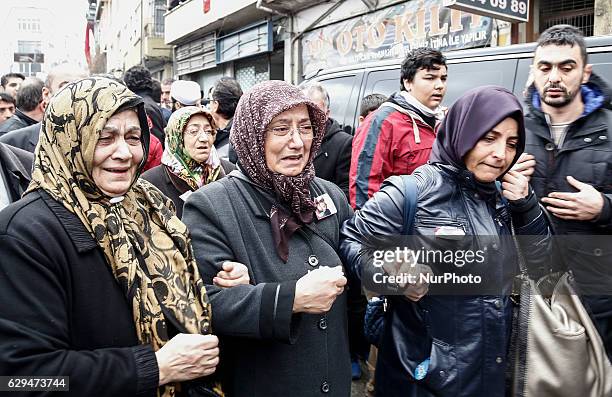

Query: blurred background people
left=0, top=141, right=32, bottom=211
left=170, top=79, right=202, bottom=111
left=0, top=77, right=44, bottom=136
left=0, top=72, right=25, bottom=99
left=209, top=77, right=242, bottom=162
left=161, top=77, right=175, bottom=110
left=358, top=93, right=387, bottom=125
left=0, top=63, right=88, bottom=151
left=0, top=93, right=16, bottom=125
left=301, top=82, right=352, bottom=199
left=123, top=65, right=166, bottom=146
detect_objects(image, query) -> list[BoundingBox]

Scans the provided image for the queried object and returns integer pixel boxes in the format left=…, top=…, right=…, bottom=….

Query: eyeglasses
left=267, top=124, right=314, bottom=138
left=184, top=127, right=216, bottom=138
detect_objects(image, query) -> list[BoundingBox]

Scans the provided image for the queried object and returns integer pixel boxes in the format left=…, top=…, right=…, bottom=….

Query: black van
left=302, top=35, right=612, bottom=135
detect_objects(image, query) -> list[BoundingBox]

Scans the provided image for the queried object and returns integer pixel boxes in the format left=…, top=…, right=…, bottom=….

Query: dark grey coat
left=0, top=121, right=40, bottom=152
left=0, top=142, right=33, bottom=203
left=182, top=172, right=353, bottom=397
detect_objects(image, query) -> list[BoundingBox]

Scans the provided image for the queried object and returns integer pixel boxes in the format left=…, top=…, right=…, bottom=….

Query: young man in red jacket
left=349, top=48, right=448, bottom=209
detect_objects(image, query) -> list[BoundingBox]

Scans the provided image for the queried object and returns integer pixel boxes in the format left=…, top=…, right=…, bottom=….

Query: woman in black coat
left=0, top=78, right=247, bottom=396
left=182, top=80, right=353, bottom=396
left=340, top=86, right=552, bottom=397
left=142, top=106, right=235, bottom=218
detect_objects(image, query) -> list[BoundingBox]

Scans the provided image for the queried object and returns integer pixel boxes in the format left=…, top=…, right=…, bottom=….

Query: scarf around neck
left=27, top=77, right=214, bottom=397
left=231, top=80, right=327, bottom=261
left=162, top=106, right=221, bottom=190
left=400, top=90, right=445, bottom=121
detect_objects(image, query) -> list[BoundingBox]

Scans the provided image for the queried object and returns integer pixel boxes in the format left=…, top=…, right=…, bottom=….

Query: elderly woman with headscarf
left=182, top=80, right=354, bottom=396
left=0, top=77, right=248, bottom=396
left=340, top=86, right=552, bottom=397
left=142, top=106, right=235, bottom=218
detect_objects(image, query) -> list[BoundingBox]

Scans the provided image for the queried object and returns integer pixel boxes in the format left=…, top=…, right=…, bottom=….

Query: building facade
left=0, top=0, right=87, bottom=77
left=93, top=0, right=173, bottom=80
left=164, top=0, right=286, bottom=93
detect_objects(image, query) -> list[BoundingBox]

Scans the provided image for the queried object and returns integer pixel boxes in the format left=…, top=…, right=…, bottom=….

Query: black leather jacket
left=340, top=164, right=551, bottom=397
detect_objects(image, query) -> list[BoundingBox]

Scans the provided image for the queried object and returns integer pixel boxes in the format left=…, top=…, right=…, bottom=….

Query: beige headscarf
left=27, top=77, right=216, bottom=397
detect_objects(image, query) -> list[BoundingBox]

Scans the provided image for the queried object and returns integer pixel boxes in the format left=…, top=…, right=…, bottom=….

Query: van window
left=318, top=74, right=362, bottom=134
left=589, top=53, right=612, bottom=81
left=364, top=69, right=399, bottom=98
left=445, top=59, right=518, bottom=105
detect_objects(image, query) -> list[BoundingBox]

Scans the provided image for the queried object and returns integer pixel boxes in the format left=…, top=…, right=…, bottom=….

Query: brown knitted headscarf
left=230, top=80, right=327, bottom=261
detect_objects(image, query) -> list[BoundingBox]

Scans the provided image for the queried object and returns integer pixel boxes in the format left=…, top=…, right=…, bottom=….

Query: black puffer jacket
left=313, top=118, right=352, bottom=199
left=340, top=164, right=551, bottom=397
left=525, top=73, right=612, bottom=352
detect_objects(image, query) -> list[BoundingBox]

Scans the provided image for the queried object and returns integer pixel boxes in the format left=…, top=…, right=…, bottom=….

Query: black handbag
left=362, top=175, right=418, bottom=348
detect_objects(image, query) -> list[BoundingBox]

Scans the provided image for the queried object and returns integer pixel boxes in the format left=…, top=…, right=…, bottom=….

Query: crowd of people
left=0, top=23, right=610, bottom=397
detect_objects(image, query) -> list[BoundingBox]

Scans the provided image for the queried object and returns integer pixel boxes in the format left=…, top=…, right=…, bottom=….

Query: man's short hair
left=151, top=79, right=162, bottom=103
left=123, top=65, right=153, bottom=93
left=400, top=48, right=447, bottom=90
left=0, top=92, right=16, bottom=105
left=212, top=77, right=243, bottom=119
left=1, top=73, right=25, bottom=88
left=16, top=78, right=44, bottom=111
left=44, top=63, right=88, bottom=92
left=301, top=82, right=330, bottom=109
left=536, top=24, right=587, bottom=64
left=161, top=78, right=175, bottom=86
left=360, top=93, right=387, bottom=117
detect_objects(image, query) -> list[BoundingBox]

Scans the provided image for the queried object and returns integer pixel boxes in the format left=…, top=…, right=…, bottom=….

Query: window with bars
left=18, top=18, right=41, bottom=32
left=153, top=0, right=165, bottom=37
left=235, top=55, right=270, bottom=92
left=539, top=0, right=594, bottom=36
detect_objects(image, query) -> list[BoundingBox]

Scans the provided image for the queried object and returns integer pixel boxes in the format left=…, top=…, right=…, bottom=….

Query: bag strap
left=401, top=175, right=418, bottom=235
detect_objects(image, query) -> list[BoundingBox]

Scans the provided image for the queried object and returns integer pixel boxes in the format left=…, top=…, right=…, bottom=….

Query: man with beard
left=513, top=24, right=612, bottom=359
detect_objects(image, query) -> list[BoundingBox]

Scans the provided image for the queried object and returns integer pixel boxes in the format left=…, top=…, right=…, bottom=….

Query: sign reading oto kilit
left=301, top=0, right=492, bottom=75
left=443, top=0, right=529, bottom=23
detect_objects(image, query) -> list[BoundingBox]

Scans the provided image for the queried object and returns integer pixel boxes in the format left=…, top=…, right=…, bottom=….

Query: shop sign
left=443, top=0, right=529, bottom=23
left=301, top=0, right=493, bottom=76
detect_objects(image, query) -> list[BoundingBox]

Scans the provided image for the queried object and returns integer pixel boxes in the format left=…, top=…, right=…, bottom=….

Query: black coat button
left=545, top=143, right=555, bottom=151
left=318, top=317, right=328, bottom=330
left=307, top=255, right=319, bottom=267
left=321, top=381, right=330, bottom=393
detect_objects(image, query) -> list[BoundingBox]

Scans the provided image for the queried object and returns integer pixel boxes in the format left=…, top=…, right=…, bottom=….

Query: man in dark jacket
left=513, top=24, right=612, bottom=358
left=301, top=83, right=352, bottom=200
left=0, top=63, right=88, bottom=152
left=210, top=77, right=242, bottom=163
left=123, top=66, right=166, bottom=146
left=349, top=48, right=448, bottom=209
left=0, top=78, right=44, bottom=136
left=0, top=142, right=33, bottom=210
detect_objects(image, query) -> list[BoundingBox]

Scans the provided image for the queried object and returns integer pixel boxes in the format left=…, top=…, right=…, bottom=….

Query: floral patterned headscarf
left=26, top=77, right=215, bottom=397
left=162, top=106, right=221, bottom=190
